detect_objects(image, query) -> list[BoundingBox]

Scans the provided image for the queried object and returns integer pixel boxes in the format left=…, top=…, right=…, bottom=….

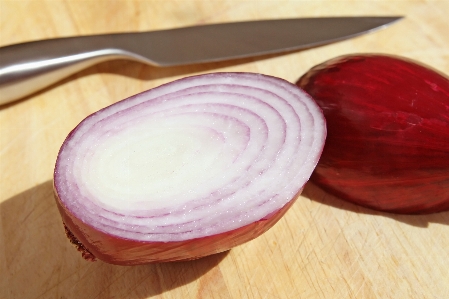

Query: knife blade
left=0, top=17, right=402, bottom=105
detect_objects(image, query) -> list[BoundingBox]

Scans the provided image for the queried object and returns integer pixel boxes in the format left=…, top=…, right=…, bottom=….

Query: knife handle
left=0, top=35, right=149, bottom=105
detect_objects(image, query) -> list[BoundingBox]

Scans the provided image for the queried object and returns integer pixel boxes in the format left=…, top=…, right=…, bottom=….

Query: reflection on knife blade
left=0, top=17, right=402, bottom=105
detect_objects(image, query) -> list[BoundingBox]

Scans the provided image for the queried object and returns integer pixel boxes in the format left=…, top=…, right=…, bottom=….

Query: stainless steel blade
left=133, top=17, right=403, bottom=66
left=0, top=17, right=402, bottom=105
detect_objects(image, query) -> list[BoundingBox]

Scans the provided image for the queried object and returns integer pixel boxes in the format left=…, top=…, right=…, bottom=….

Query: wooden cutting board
left=1, top=1, right=448, bottom=298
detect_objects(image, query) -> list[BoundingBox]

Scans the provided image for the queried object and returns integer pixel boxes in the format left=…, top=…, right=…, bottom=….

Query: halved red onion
left=54, top=72, right=326, bottom=265
left=297, top=54, right=449, bottom=214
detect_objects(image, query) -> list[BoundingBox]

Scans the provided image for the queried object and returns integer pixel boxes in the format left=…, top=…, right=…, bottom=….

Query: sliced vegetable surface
left=54, top=72, right=326, bottom=264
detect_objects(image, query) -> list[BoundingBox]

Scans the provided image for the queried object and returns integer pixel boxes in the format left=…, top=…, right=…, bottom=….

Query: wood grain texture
left=1, top=1, right=448, bottom=298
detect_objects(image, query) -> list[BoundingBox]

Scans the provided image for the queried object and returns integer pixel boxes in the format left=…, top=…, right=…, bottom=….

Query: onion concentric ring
left=54, top=72, right=326, bottom=264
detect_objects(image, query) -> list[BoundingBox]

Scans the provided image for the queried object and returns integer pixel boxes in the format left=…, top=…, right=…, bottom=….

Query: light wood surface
left=1, top=1, right=448, bottom=298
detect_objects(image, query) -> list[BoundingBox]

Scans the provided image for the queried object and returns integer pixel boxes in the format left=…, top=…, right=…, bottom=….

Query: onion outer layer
left=55, top=187, right=300, bottom=264
left=54, top=72, right=326, bottom=264
left=297, top=54, right=449, bottom=214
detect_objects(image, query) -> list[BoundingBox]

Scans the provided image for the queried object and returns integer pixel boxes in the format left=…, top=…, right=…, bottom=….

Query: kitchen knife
left=0, top=17, right=402, bottom=105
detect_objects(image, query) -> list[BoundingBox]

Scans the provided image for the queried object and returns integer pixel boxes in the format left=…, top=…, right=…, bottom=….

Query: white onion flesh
left=54, top=72, right=326, bottom=250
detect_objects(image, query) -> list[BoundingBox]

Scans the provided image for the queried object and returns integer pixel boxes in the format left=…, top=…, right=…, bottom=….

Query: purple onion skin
left=297, top=54, right=449, bottom=214
left=55, top=188, right=299, bottom=265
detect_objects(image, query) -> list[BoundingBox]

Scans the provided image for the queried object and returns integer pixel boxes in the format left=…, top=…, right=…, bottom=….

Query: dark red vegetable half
left=54, top=72, right=326, bottom=264
left=297, top=54, right=449, bottom=214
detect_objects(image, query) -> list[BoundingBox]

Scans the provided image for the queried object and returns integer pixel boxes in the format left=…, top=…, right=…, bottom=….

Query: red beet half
left=297, top=54, right=449, bottom=214
left=54, top=72, right=326, bottom=264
